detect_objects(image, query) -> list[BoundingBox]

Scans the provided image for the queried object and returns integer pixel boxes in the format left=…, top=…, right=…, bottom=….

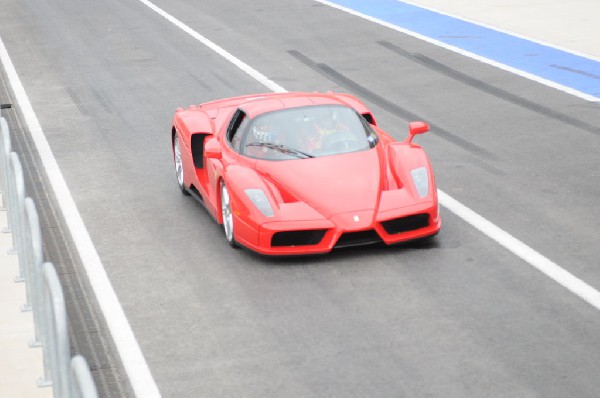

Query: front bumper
left=233, top=201, right=441, bottom=256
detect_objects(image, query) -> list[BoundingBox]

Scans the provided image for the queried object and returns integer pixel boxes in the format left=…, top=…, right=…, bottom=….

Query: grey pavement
left=1, top=1, right=600, bottom=397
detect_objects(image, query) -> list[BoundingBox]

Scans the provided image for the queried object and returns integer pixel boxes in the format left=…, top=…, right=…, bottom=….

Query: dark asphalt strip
left=378, top=40, right=600, bottom=136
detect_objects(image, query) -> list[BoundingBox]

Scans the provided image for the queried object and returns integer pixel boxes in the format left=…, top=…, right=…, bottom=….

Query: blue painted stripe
left=326, top=0, right=600, bottom=99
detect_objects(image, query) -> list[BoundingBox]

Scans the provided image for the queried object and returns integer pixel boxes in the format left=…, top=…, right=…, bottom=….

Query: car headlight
left=245, top=189, right=274, bottom=217
left=410, top=167, right=429, bottom=198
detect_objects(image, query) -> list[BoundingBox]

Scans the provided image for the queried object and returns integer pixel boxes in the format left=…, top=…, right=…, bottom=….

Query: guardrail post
left=41, top=262, right=71, bottom=394
left=70, top=355, right=99, bottom=398
left=25, top=197, right=44, bottom=346
left=0, top=116, right=11, bottom=216
left=37, top=263, right=53, bottom=388
left=1, top=117, right=13, bottom=231
left=9, top=152, right=27, bottom=284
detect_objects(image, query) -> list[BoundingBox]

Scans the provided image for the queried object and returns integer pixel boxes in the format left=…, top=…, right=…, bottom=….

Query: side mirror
left=204, top=137, right=222, bottom=159
left=405, top=121, right=429, bottom=144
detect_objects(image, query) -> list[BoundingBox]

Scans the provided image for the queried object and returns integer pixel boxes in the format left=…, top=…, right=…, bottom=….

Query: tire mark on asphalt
left=378, top=41, right=600, bottom=136
left=67, top=87, right=88, bottom=116
left=550, top=64, right=600, bottom=80
left=92, top=88, right=113, bottom=114
left=288, top=49, right=501, bottom=167
left=211, top=70, right=237, bottom=91
left=188, top=72, right=214, bottom=92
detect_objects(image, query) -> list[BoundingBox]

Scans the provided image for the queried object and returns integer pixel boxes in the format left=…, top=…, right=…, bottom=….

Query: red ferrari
left=171, top=92, right=440, bottom=255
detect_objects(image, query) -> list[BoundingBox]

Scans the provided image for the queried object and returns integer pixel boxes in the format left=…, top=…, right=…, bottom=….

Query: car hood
left=255, top=148, right=384, bottom=218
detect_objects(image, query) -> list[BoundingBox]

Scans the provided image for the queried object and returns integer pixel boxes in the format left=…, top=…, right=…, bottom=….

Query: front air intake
left=334, top=230, right=382, bottom=248
left=381, top=214, right=429, bottom=234
left=271, top=230, right=327, bottom=247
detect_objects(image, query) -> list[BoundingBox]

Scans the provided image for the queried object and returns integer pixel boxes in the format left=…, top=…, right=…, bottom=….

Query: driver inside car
left=244, top=121, right=276, bottom=158
left=300, top=111, right=351, bottom=152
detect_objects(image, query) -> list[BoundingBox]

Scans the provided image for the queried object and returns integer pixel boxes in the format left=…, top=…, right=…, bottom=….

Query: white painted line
left=438, top=191, right=600, bottom=311
left=138, top=0, right=600, bottom=311
left=399, top=0, right=600, bottom=63
left=0, top=36, right=162, bottom=397
left=137, top=0, right=287, bottom=94
left=313, top=0, right=600, bottom=102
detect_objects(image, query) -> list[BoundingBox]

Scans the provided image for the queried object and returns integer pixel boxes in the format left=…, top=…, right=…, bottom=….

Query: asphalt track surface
left=1, top=0, right=600, bottom=397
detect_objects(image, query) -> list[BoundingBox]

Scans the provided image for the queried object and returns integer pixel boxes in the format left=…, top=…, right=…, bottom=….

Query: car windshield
left=240, top=104, right=378, bottom=160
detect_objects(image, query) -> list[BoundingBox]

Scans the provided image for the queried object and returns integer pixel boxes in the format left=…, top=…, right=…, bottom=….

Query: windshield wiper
left=246, top=142, right=314, bottom=158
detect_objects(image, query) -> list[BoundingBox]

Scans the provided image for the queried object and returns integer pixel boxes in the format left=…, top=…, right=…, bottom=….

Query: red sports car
left=171, top=92, right=440, bottom=255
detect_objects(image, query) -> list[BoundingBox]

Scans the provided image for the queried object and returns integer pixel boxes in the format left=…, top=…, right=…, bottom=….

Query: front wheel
left=220, top=182, right=238, bottom=248
left=173, top=135, right=190, bottom=195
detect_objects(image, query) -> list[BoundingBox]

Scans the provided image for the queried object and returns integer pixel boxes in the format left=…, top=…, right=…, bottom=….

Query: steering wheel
left=322, top=132, right=358, bottom=151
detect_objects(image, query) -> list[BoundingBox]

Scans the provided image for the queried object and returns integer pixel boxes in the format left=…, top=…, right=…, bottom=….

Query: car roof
left=201, top=92, right=359, bottom=119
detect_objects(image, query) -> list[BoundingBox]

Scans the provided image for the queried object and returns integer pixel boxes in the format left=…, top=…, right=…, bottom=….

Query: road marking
left=138, top=0, right=600, bottom=311
left=0, top=37, right=161, bottom=397
left=314, top=0, right=600, bottom=102
left=137, top=0, right=286, bottom=94
left=438, top=192, right=600, bottom=310
left=398, top=0, right=600, bottom=63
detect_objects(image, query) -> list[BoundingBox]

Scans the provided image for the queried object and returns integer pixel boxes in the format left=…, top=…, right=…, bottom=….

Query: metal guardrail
left=1, top=116, right=13, bottom=234
left=71, top=356, right=100, bottom=398
left=1, top=113, right=99, bottom=398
